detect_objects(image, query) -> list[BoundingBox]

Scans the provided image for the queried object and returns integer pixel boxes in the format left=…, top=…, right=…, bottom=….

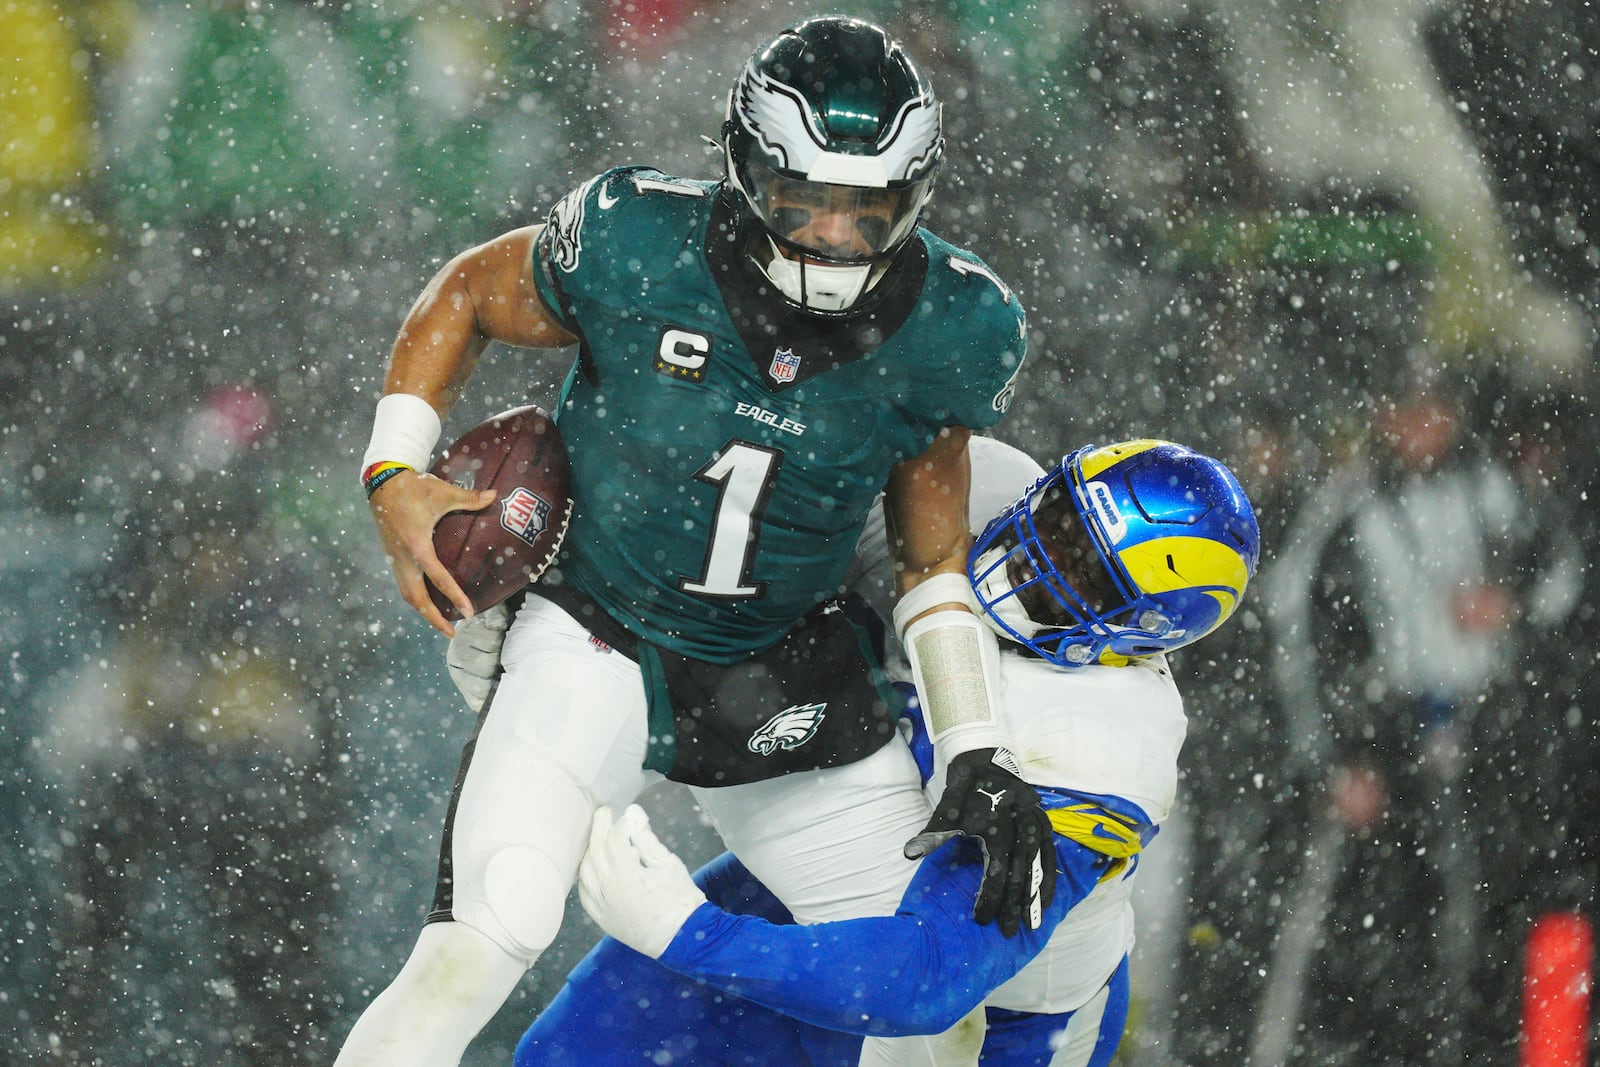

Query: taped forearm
left=892, top=573, right=1009, bottom=758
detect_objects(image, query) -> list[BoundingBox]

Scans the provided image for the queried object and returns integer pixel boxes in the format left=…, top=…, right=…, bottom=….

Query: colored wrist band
left=363, top=462, right=413, bottom=497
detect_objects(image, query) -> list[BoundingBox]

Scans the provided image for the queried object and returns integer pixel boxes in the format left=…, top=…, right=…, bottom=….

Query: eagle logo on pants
left=747, top=702, right=827, bottom=755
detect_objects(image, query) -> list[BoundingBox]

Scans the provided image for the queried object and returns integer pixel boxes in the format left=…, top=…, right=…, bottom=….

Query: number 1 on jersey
left=679, top=440, right=783, bottom=599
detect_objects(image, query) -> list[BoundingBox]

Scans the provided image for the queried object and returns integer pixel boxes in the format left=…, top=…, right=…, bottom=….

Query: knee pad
left=462, top=845, right=572, bottom=962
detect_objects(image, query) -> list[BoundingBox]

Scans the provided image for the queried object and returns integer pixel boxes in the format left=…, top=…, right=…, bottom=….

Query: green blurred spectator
left=107, top=1, right=383, bottom=241
left=103, top=0, right=580, bottom=252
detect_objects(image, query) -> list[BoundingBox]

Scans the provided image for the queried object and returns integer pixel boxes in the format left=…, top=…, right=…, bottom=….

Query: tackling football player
left=502, top=437, right=1261, bottom=1066
left=338, top=17, right=1039, bottom=1067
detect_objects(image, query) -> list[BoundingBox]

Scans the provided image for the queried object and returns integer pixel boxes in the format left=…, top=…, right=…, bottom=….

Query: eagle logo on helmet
left=737, top=67, right=825, bottom=173
left=733, top=63, right=941, bottom=185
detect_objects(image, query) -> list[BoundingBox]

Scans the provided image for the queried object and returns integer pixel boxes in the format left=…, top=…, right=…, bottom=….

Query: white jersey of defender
left=981, top=651, right=1184, bottom=1015
left=857, top=435, right=1188, bottom=1017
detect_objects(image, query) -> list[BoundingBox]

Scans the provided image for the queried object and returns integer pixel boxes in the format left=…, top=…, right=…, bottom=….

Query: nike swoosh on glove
left=904, top=747, right=1057, bottom=938
left=579, top=805, right=708, bottom=959
left=444, top=600, right=512, bottom=713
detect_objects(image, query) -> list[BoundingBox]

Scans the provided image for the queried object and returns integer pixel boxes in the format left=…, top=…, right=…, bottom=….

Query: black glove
left=904, top=747, right=1057, bottom=938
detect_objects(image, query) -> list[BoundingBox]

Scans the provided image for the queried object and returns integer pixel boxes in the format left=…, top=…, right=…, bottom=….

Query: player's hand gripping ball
left=427, top=404, right=572, bottom=621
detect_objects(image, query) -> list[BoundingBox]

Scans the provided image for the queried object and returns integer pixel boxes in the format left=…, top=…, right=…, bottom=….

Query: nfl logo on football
left=500, top=486, right=552, bottom=547
left=769, top=347, right=801, bottom=383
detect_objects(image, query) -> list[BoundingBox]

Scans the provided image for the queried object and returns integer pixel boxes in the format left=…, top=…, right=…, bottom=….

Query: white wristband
left=902, top=607, right=1008, bottom=757
left=891, top=571, right=976, bottom=640
left=361, top=392, right=442, bottom=474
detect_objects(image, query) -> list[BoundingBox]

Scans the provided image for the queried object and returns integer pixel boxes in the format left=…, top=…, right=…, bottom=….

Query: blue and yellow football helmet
left=969, top=440, right=1260, bottom=668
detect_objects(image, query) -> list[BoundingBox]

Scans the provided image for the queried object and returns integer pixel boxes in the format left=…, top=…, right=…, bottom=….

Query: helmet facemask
left=737, top=164, right=928, bottom=313
left=970, top=472, right=1142, bottom=666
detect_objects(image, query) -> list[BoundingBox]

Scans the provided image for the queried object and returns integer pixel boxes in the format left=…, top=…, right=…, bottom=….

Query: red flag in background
left=1520, top=911, right=1593, bottom=1067
left=605, top=0, right=695, bottom=60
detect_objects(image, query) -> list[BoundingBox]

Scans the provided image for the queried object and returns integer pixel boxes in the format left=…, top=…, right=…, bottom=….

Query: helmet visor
left=743, top=162, right=927, bottom=262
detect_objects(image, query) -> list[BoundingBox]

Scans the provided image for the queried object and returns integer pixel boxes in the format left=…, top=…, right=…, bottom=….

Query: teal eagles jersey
left=532, top=166, right=1026, bottom=662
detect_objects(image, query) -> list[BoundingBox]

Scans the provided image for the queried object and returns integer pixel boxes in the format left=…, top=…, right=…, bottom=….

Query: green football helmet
left=722, top=16, right=943, bottom=315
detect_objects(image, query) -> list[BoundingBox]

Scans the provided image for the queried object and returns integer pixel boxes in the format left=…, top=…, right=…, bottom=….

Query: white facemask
left=761, top=239, right=881, bottom=313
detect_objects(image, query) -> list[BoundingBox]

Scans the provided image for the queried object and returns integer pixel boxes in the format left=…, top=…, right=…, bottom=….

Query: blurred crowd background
left=2, top=0, right=1596, bottom=1064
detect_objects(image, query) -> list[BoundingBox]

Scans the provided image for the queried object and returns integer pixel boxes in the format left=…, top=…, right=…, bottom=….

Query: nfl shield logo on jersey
left=769, top=347, right=801, bottom=383
left=500, top=486, right=552, bottom=547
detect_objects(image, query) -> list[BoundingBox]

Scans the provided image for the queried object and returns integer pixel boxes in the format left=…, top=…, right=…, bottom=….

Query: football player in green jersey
left=340, top=17, right=1035, bottom=1066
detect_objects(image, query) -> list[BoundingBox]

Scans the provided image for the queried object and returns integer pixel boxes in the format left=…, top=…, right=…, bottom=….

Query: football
left=427, top=404, right=573, bottom=621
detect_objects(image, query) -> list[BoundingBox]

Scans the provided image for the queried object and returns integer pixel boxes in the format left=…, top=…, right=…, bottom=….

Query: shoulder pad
left=543, top=167, right=714, bottom=279
left=900, top=236, right=1027, bottom=427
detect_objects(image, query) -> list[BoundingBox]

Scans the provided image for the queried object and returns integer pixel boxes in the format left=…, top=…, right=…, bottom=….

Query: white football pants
left=334, top=594, right=651, bottom=1066
left=334, top=593, right=937, bottom=1067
